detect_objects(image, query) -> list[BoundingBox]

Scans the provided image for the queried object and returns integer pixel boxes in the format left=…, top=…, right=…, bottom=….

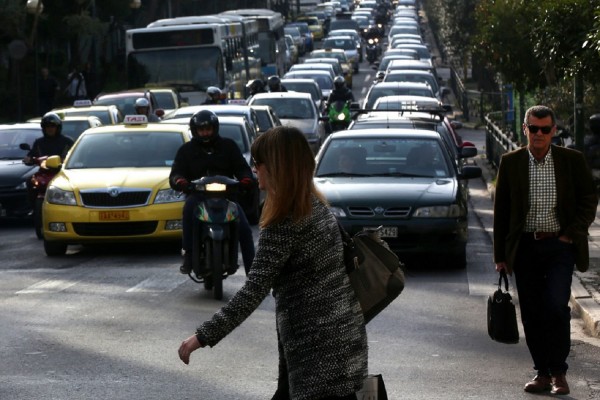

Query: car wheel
left=44, top=240, right=67, bottom=256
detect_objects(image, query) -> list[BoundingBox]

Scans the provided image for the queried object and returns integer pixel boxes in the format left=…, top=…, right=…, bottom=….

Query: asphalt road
left=1, top=58, right=599, bottom=400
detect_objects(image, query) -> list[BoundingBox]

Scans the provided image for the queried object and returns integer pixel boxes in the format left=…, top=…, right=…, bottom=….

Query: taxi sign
left=228, top=99, right=247, bottom=105
left=73, top=99, right=93, bottom=107
left=124, top=115, right=148, bottom=124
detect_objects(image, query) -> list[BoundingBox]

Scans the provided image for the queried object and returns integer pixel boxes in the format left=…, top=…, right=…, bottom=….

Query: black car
left=0, top=123, right=43, bottom=218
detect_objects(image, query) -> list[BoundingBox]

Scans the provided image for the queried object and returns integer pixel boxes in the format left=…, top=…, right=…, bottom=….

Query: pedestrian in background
left=493, top=105, right=598, bottom=395
left=64, top=66, right=87, bottom=103
left=178, top=126, right=368, bottom=400
left=37, top=67, right=59, bottom=115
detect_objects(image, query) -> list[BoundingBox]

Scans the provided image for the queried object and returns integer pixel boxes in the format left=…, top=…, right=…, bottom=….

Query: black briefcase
left=487, top=270, right=519, bottom=344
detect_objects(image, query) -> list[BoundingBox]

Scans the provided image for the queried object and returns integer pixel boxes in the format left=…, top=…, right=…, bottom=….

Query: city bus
left=125, top=16, right=261, bottom=104
left=219, top=9, right=286, bottom=78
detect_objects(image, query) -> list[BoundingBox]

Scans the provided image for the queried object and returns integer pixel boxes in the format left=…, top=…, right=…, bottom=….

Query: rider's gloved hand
left=175, top=178, right=191, bottom=194
left=239, top=177, right=253, bottom=189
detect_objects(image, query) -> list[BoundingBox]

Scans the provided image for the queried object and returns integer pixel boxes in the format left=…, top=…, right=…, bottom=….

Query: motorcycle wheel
left=210, top=240, right=224, bottom=300
left=34, top=198, right=44, bottom=240
left=203, top=238, right=213, bottom=290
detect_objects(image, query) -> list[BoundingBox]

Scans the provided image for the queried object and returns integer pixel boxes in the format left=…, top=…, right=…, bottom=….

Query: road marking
left=16, top=279, right=78, bottom=294
left=126, top=273, right=187, bottom=293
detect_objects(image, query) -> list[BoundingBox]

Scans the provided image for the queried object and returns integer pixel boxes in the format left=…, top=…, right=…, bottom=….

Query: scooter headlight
left=205, top=183, right=227, bottom=192
left=337, top=113, right=347, bottom=121
left=368, top=38, right=374, bottom=45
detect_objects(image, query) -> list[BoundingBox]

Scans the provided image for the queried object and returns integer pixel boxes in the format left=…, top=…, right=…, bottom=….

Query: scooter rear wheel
left=211, top=240, right=224, bottom=300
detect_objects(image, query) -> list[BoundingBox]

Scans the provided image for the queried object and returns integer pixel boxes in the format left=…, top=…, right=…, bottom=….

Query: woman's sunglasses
left=526, top=124, right=553, bottom=135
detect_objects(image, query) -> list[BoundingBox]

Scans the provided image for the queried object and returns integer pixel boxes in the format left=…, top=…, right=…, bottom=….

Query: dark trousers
left=182, top=193, right=255, bottom=274
left=513, top=235, right=575, bottom=375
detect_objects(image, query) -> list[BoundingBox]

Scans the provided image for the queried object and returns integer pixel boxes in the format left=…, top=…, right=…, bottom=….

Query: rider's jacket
left=27, top=134, right=74, bottom=160
left=169, top=134, right=252, bottom=190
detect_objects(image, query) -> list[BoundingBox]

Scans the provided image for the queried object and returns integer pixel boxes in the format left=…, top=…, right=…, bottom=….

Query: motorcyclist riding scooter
left=203, top=86, right=227, bottom=104
left=169, top=110, right=256, bottom=280
left=325, top=76, right=355, bottom=132
left=267, top=75, right=287, bottom=92
left=22, top=112, right=74, bottom=239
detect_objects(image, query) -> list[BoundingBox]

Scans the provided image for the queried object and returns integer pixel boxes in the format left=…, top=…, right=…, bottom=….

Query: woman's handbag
left=339, top=224, right=405, bottom=324
left=487, top=270, right=519, bottom=344
left=356, top=374, right=389, bottom=400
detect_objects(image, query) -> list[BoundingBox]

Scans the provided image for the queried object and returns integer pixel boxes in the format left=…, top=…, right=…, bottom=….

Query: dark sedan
left=313, top=129, right=481, bottom=268
left=0, top=123, right=43, bottom=218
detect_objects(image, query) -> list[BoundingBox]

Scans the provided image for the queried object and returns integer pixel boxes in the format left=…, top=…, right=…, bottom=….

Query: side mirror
left=458, top=165, right=482, bottom=180
left=451, top=120, right=463, bottom=130
left=19, top=143, right=32, bottom=151
left=459, top=146, right=478, bottom=159
left=155, top=108, right=165, bottom=118
left=45, top=155, right=62, bottom=170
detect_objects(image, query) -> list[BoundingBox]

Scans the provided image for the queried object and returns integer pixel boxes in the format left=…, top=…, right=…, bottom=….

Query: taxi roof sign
left=124, top=115, right=148, bottom=124
left=73, top=99, right=93, bottom=107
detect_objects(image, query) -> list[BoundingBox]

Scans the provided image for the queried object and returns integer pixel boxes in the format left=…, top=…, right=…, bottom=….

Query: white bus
left=219, top=9, right=287, bottom=78
left=125, top=16, right=261, bottom=104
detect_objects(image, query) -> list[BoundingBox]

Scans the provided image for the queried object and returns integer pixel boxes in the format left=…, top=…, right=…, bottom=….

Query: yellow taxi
left=297, top=16, right=324, bottom=40
left=42, top=115, right=190, bottom=256
left=307, top=48, right=353, bottom=88
left=53, top=100, right=122, bottom=125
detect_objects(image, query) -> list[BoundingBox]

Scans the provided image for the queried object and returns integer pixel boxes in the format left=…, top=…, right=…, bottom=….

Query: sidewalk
left=473, top=153, right=600, bottom=338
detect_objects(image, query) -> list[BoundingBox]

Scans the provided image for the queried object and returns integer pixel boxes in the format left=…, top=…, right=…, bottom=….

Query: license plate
left=363, top=226, right=398, bottom=238
left=99, top=210, right=130, bottom=221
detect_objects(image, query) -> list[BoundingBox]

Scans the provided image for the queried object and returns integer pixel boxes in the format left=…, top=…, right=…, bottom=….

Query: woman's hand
left=178, top=334, right=202, bottom=365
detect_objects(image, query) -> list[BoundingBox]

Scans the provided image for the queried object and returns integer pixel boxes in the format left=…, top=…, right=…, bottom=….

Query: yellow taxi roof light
left=73, top=99, right=93, bottom=107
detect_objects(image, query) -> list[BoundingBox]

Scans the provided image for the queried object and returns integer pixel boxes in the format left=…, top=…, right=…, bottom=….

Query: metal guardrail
left=485, top=113, right=520, bottom=169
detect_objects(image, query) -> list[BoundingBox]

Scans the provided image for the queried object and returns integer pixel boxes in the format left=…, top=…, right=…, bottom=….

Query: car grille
left=80, top=190, right=151, bottom=207
left=73, top=221, right=158, bottom=236
left=347, top=206, right=411, bottom=217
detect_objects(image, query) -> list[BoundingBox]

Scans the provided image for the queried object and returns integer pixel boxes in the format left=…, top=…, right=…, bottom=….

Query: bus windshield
left=127, top=47, right=224, bottom=92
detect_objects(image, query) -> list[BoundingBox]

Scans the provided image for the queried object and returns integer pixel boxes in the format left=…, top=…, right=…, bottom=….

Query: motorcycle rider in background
left=246, top=79, right=267, bottom=99
left=325, top=77, right=355, bottom=133
left=326, top=76, right=355, bottom=108
left=203, top=86, right=226, bottom=104
left=23, top=112, right=73, bottom=165
left=169, top=110, right=255, bottom=275
left=267, top=75, right=287, bottom=92
left=134, top=97, right=160, bottom=122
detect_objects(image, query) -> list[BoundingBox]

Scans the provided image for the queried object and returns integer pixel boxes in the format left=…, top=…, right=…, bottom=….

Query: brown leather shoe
left=551, top=373, right=570, bottom=395
left=524, top=375, right=552, bottom=393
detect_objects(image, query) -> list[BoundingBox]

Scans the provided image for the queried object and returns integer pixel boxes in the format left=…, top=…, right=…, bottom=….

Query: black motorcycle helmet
left=590, top=114, right=600, bottom=135
left=267, top=75, right=282, bottom=92
left=334, top=76, right=346, bottom=91
left=189, top=110, right=220, bottom=144
left=40, top=112, right=63, bottom=136
left=247, top=79, right=265, bottom=95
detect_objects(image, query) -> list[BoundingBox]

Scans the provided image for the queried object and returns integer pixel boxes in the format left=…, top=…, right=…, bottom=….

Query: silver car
left=248, top=92, right=327, bottom=154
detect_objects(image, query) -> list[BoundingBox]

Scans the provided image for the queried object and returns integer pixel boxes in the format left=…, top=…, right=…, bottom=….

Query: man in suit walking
left=493, top=105, right=598, bottom=395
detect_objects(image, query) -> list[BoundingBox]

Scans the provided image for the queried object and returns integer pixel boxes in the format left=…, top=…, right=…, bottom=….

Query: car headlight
left=155, top=188, right=186, bottom=204
left=329, top=206, right=347, bottom=218
left=46, top=185, right=77, bottom=206
left=15, top=181, right=27, bottom=190
left=413, top=204, right=464, bottom=218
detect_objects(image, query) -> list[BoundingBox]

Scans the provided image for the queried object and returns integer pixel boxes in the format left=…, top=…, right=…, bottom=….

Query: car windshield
left=322, top=38, right=355, bottom=51
left=66, top=131, right=183, bottom=168
left=384, top=73, right=439, bottom=92
left=94, top=96, right=141, bottom=116
left=315, top=138, right=451, bottom=178
left=153, top=92, right=177, bottom=109
left=310, top=51, right=347, bottom=64
left=283, top=82, right=321, bottom=102
left=0, top=128, right=42, bottom=159
left=219, top=123, right=248, bottom=153
left=251, top=98, right=315, bottom=119
left=366, top=87, right=435, bottom=109
left=61, top=121, right=94, bottom=141
left=63, top=110, right=114, bottom=125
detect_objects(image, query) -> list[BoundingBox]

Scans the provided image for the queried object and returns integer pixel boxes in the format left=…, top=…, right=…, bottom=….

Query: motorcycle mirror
left=19, top=143, right=31, bottom=151
left=45, top=155, right=62, bottom=170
